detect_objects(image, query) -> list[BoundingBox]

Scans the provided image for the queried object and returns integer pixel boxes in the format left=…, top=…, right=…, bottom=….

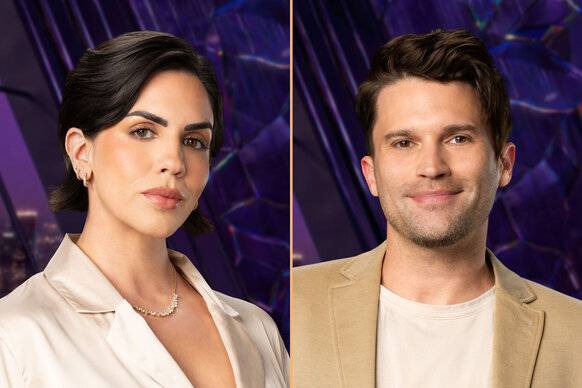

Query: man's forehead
left=371, top=78, right=495, bottom=148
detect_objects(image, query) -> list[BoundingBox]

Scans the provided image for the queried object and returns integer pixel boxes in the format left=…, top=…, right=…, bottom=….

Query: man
left=292, top=29, right=582, bottom=388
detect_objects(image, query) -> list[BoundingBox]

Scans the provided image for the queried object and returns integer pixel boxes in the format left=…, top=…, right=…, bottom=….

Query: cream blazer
left=0, top=234, right=289, bottom=387
left=292, top=242, right=582, bottom=388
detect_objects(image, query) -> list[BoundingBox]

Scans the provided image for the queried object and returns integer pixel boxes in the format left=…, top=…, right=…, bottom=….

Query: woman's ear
left=65, top=128, right=92, bottom=181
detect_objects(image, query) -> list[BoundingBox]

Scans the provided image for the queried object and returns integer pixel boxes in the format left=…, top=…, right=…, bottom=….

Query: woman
left=0, top=31, right=289, bottom=387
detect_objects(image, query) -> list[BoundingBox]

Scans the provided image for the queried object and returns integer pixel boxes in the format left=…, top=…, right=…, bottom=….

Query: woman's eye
left=183, top=137, right=208, bottom=149
left=131, top=128, right=155, bottom=138
left=450, top=135, right=469, bottom=144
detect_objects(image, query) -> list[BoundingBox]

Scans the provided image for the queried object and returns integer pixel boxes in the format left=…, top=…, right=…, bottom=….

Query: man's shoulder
left=518, top=278, right=582, bottom=383
left=293, top=258, right=355, bottom=308
left=526, top=279, right=582, bottom=318
left=294, top=256, right=354, bottom=282
left=492, top=251, right=582, bottom=320
left=294, top=242, right=386, bottom=286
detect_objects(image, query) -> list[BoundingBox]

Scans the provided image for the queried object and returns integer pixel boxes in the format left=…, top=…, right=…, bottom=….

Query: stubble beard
left=380, top=187, right=496, bottom=249
left=383, top=202, right=478, bottom=248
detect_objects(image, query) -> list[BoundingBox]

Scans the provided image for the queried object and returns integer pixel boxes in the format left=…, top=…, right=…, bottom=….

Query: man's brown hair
left=356, top=29, right=512, bottom=156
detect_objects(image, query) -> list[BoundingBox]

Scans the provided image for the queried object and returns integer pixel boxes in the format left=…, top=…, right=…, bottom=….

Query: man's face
left=361, top=77, right=515, bottom=248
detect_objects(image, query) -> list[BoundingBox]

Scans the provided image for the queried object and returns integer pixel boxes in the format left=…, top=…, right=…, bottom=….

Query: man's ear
left=361, top=155, right=379, bottom=197
left=65, top=128, right=92, bottom=176
left=498, top=142, right=516, bottom=188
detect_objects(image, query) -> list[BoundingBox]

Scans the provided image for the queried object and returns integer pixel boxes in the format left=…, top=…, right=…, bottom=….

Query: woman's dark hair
left=49, top=31, right=223, bottom=235
left=356, top=29, right=512, bottom=157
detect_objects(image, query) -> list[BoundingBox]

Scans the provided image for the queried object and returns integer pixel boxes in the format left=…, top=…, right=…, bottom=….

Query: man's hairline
left=365, top=76, right=505, bottom=159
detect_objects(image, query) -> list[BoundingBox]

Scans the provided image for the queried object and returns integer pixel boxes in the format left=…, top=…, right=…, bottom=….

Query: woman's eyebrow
left=126, top=110, right=168, bottom=126
left=185, top=122, right=213, bottom=131
left=127, top=110, right=212, bottom=131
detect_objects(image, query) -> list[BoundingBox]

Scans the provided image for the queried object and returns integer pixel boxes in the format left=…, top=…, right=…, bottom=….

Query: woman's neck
left=75, top=211, right=176, bottom=304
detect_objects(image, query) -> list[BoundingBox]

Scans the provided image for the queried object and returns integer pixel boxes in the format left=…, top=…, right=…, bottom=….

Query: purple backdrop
left=0, top=0, right=289, bottom=346
left=293, top=0, right=582, bottom=300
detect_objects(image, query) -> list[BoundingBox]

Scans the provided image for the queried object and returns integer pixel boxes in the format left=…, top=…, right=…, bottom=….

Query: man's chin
left=400, top=221, right=470, bottom=248
left=408, top=233, right=463, bottom=249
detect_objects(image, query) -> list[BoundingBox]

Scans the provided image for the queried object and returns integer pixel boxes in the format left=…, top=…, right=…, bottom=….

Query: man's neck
left=381, top=226, right=494, bottom=305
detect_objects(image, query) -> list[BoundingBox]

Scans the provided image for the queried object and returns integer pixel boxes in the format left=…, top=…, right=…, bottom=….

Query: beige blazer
left=292, top=242, right=582, bottom=388
left=0, top=234, right=289, bottom=387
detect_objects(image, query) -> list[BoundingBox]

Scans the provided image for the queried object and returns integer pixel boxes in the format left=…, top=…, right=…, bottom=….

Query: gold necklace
left=131, top=266, right=178, bottom=318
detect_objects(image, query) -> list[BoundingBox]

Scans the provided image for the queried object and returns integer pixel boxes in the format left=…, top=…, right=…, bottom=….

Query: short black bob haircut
left=49, top=31, right=224, bottom=236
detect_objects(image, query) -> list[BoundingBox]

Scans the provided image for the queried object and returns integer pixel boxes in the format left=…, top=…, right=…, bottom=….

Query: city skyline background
left=0, top=0, right=290, bottom=346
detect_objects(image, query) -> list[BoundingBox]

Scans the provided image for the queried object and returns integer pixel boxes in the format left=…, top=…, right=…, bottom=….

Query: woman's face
left=85, top=70, right=213, bottom=239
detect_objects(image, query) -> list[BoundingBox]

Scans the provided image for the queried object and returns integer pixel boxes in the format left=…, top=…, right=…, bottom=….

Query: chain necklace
left=131, top=266, right=178, bottom=318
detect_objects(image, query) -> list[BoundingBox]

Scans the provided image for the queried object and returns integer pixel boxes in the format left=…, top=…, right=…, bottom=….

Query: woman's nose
left=157, top=141, right=186, bottom=176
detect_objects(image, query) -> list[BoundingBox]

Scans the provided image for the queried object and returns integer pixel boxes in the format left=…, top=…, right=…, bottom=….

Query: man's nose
left=415, top=143, right=451, bottom=179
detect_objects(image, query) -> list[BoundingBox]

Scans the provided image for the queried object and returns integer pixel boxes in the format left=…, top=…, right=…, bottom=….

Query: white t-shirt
left=376, top=285, right=495, bottom=388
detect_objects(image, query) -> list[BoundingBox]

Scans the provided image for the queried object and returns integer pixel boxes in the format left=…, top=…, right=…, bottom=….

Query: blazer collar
left=488, top=250, right=544, bottom=388
left=43, top=234, right=238, bottom=318
left=329, top=242, right=385, bottom=388
left=43, top=234, right=122, bottom=313
left=328, top=243, right=545, bottom=388
left=43, top=234, right=257, bottom=387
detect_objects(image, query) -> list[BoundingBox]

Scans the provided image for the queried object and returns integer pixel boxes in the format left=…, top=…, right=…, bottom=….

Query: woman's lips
left=410, top=190, right=460, bottom=204
left=142, top=187, right=183, bottom=210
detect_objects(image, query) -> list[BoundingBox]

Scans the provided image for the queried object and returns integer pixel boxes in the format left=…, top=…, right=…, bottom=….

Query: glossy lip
left=142, top=187, right=183, bottom=210
left=409, top=190, right=461, bottom=204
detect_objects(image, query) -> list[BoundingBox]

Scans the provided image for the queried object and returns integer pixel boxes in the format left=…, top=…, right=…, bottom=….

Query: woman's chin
left=132, top=222, right=182, bottom=240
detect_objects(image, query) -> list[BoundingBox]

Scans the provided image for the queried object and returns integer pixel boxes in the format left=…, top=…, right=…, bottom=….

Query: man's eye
left=450, top=135, right=469, bottom=144
left=131, top=128, right=155, bottom=138
left=183, top=137, right=209, bottom=150
left=394, top=140, right=412, bottom=149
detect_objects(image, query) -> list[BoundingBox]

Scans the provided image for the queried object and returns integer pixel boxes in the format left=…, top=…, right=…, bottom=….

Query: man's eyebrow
left=126, top=111, right=167, bottom=127
left=383, top=125, right=479, bottom=141
left=383, top=129, right=415, bottom=141
left=442, top=124, right=479, bottom=135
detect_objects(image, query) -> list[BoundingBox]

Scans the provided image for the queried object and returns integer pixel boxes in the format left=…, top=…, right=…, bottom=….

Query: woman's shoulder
left=0, top=273, right=47, bottom=314
left=0, top=273, right=64, bottom=336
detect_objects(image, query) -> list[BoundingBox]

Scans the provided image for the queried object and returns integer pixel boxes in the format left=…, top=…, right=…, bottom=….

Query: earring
left=83, top=173, right=88, bottom=188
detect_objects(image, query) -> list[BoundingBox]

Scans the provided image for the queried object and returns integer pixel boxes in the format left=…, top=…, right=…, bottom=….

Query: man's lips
left=142, top=187, right=183, bottom=210
left=409, top=190, right=461, bottom=204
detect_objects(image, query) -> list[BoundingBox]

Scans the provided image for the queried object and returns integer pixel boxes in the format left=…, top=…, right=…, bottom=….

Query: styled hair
left=356, top=29, right=512, bottom=157
left=49, top=31, right=224, bottom=235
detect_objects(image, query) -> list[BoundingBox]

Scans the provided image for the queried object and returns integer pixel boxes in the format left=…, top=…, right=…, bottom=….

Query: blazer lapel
left=170, top=251, right=265, bottom=388
left=330, top=243, right=385, bottom=388
left=490, top=253, right=545, bottom=388
left=107, top=301, right=193, bottom=387
left=208, top=306, right=265, bottom=388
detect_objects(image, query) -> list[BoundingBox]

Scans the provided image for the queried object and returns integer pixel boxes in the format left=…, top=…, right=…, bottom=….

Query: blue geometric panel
left=293, top=0, right=582, bottom=300
left=0, top=0, right=289, bottom=346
